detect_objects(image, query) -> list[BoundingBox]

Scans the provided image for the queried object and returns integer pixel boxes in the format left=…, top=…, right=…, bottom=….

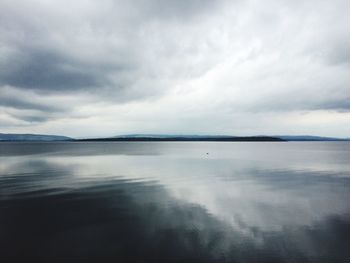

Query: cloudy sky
left=0, top=0, right=349, bottom=138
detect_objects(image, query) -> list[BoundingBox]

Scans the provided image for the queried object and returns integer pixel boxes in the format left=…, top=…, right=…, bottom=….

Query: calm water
left=1, top=142, right=350, bottom=263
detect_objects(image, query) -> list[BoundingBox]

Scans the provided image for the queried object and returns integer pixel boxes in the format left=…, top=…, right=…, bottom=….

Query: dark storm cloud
left=0, top=0, right=223, bottom=95
left=2, top=108, right=57, bottom=124
left=0, top=49, right=111, bottom=92
left=12, top=114, right=50, bottom=123
left=0, top=93, right=60, bottom=112
left=0, top=85, right=71, bottom=124
left=320, top=99, right=350, bottom=112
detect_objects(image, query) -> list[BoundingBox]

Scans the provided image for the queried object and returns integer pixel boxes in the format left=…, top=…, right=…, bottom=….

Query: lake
left=1, top=142, right=350, bottom=263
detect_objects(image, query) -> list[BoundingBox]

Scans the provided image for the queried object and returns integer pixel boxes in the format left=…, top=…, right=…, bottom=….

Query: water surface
left=1, top=142, right=350, bottom=262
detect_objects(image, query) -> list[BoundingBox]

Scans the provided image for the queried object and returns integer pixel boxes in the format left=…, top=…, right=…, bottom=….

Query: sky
left=0, top=0, right=349, bottom=138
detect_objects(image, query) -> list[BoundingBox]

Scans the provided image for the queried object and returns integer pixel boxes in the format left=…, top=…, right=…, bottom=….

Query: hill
left=79, top=135, right=285, bottom=142
left=0, top=133, right=72, bottom=141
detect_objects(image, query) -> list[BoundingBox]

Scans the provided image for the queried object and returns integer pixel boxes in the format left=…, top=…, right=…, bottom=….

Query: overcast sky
left=1, top=0, right=349, bottom=138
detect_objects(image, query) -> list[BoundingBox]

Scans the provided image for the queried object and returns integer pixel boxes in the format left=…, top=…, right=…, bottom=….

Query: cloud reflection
left=1, top=142, right=350, bottom=262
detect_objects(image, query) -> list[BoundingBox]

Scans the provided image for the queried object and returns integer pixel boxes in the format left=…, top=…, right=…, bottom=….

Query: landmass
left=79, top=135, right=284, bottom=142
left=0, top=133, right=73, bottom=141
left=1, top=133, right=349, bottom=142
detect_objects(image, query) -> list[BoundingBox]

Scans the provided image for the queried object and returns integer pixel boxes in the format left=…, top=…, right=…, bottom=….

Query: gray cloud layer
left=0, top=0, right=349, bottom=136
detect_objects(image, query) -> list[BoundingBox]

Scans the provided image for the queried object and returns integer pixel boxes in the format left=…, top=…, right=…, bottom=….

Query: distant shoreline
left=78, top=136, right=284, bottom=142
left=1, top=133, right=350, bottom=142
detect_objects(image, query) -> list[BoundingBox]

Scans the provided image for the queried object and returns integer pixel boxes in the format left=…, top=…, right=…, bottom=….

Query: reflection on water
left=1, top=142, right=350, bottom=263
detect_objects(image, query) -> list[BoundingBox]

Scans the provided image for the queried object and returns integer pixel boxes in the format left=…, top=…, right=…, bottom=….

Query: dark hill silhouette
left=78, top=135, right=285, bottom=142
